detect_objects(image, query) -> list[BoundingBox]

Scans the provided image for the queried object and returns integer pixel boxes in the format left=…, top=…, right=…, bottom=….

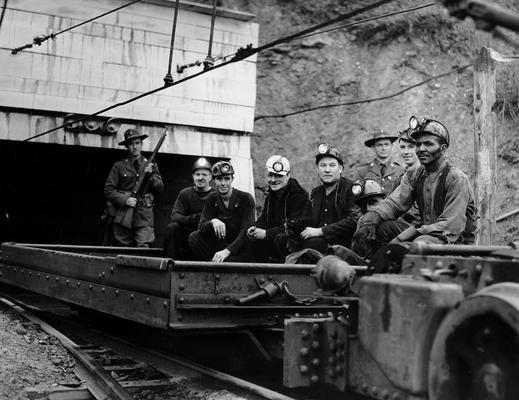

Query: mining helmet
left=351, top=179, right=386, bottom=205
left=212, top=161, right=234, bottom=177
left=315, top=143, right=344, bottom=165
left=398, top=127, right=417, bottom=144
left=266, top=155, right=290, bottom=176
left=192, top=157, right=212, bottom=173
left=119, top=128, right=148, bottom=146
left=408, top=116, right=450, bottom=147
left=364, top=129, right=399, bottom=147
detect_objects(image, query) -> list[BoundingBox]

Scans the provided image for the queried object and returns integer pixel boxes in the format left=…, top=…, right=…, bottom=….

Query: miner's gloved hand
left=391, top=226, right=420, bottom=243
left=351, top=211, right=382, bottom=258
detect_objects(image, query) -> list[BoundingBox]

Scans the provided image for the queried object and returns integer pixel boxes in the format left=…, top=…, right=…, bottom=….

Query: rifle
left=120, top=126, right=170, bottom=229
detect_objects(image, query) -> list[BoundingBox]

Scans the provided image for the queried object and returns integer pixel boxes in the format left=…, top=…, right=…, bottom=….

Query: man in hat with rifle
left=104, top=128, right=164, bottom=247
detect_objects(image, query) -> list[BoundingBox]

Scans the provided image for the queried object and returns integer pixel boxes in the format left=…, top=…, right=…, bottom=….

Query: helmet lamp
left=409, top=116, right=420, bottom=129
left=318, top=143, right=329, bottom=154
left=351, top=183, right=362, bottom=196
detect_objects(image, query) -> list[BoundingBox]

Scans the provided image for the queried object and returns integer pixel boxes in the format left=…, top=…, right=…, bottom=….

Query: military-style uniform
left=104, top=156, right=163, bottom=247
left=356, top=158, right=404, bottom=194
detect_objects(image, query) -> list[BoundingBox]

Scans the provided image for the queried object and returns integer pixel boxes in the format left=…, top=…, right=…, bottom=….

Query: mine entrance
left=0, top=140, right=213, bottom=246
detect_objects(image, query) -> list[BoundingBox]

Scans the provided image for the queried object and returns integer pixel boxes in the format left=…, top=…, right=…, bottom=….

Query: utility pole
left=473, top=47, right=497, bottom=245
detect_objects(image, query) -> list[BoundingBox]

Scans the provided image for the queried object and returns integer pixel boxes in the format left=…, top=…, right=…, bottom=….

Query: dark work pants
left=374, top=219, right=411, bottom=251
left=299, top=237, right=329, bottom=254
left=163, top=222, right=194, bottom=259
left=247, top=233, right=288, bottom=263
left=188, top=230, right=248, bottom=262
left=113, top=223, right=154, bottom=247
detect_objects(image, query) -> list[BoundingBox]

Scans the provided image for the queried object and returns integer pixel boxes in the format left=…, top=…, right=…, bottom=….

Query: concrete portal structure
left=0, top=0, right=258, bottom=244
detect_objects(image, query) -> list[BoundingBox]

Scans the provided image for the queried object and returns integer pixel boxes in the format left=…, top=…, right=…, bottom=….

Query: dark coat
left=104, top=156, right=163, bottom=227
left=198, top=189, right=255, bottom=254
left=255, top=178, right=309, bottom=241
left=301, top=177, right=361, bottom=247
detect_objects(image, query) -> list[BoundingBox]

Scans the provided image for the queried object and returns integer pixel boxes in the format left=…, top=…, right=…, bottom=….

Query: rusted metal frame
left=10, top=242, right=164, bottom=256
left=1, top=243, right=171, bottom=296
left=0, top=264, right=170, bottom=328
left=174, top=260, right=368, bottom=273
left=409, top=242, right=517, bottom=256
left=0, top=296, right=133, bottom=400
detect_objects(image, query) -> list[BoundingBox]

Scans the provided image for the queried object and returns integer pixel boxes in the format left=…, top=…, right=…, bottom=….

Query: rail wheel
left=429, top=283, right=519, bottom=400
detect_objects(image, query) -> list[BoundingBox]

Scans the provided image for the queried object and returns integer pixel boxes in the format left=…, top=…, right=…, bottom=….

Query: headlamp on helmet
left=315, top=143, right=344, bottom=165
left=318, top=143, right=330, bottom=154
left=351, top=183, right=362, bottom=196
left=352, top=179, right=386, bottom=205
left=266, top=155, right=290, bottom=175
left=408, top=116, right=450, bottom=147
left=212, top=161, right=235, bottom=177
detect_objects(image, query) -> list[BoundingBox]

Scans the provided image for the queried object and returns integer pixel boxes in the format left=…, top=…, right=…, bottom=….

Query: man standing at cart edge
left=352, top=116, right=477, bottom=258
left=247, top=155, right=309, bottom=262
left=163, top=158, right=214, bottom=259
left=104, top=128, right=164, bottom=247
left=188, top=161, right=255, bottom=262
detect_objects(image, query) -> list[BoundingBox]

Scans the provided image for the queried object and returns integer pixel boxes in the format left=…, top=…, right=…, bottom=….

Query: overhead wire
left=11, top=0, right=142, bottom=54
left=0, top=0, right=7, bottom=33
left=294, top=2, right=437, bottom=41
left=254, top=64, right=474, bottom=121
left=23, top=0, right=399, bottom=142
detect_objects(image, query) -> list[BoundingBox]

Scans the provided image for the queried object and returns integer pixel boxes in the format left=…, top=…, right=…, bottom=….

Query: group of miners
left=103, top=115, right=477, bottom=263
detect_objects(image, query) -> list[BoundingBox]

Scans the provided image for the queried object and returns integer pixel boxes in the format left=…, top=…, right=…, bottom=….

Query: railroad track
left=0, top=288, right=298, bottom=400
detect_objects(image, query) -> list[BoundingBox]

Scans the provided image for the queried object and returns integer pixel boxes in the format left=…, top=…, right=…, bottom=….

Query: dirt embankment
left=220, top=0, right=519, bottom=243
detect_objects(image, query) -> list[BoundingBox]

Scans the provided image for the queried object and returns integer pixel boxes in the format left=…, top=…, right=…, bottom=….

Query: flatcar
left=1, top=241, right=519, bottom=400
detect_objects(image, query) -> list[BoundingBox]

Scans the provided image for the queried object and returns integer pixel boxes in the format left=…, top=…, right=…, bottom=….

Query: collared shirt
left=374, top=159, right=474, bottom=243
left=319, top=187, right=339, bottom=227
left=356, top=158, right=404, bottom=194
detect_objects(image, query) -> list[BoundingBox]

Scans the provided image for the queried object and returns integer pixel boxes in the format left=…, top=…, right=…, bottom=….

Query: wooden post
left=473, top=47, right=497, bottom=245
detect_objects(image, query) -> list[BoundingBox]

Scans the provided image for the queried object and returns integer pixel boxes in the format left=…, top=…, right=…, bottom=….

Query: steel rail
left=0, top=295, right=133, bottom=400
left=72, top=327, right=299, bottom=400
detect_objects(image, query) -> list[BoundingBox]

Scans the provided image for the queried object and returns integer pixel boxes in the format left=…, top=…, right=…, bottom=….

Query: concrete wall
left=0, top=0, right=258, bottom=192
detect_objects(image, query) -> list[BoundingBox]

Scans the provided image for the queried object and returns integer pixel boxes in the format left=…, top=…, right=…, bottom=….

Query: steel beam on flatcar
left=1, top=243, right=171, bottom=296
left=0, top=263, right=170, bottom=328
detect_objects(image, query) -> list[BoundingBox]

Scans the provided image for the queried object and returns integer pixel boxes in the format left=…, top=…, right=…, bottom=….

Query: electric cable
left=0, top=0, right=8, bottom=33
left=203, top=0, right=218, bottom=70
left=23, top=0, right=398, bottom=142
left=163, top=0, right=180, bottom=86
left=254, top=64, right=473, bottom=121
left=295, top=2, right=437, bottom=41
left=11, top=0, right=142, bottom=54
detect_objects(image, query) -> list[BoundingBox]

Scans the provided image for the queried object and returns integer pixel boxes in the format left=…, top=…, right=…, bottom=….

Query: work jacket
left=300, top=177, right=361, bottom=247
left=170, top=187, right=214, bottom=230
left=255, top=178, right=309, bottom=241
left=104, top=156, right=163, bottom=227
left=198, top=189, right=255, bottom=254
left=374, top=159, right=477, bottom=243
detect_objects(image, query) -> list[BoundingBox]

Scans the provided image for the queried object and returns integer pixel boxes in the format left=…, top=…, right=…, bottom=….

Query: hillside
left=219, top=0, right=519, bottom=244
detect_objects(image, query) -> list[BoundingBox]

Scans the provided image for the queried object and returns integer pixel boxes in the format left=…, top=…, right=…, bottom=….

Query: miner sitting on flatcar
left=352, top=116, right=477, bottom=258
left=287, top=144, right=361, bottom=254
left=163, top=158, right=214, bottom=259
left=189, top=161, right=255, bottom=262
left=246, top=155, right=309, bottom=262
